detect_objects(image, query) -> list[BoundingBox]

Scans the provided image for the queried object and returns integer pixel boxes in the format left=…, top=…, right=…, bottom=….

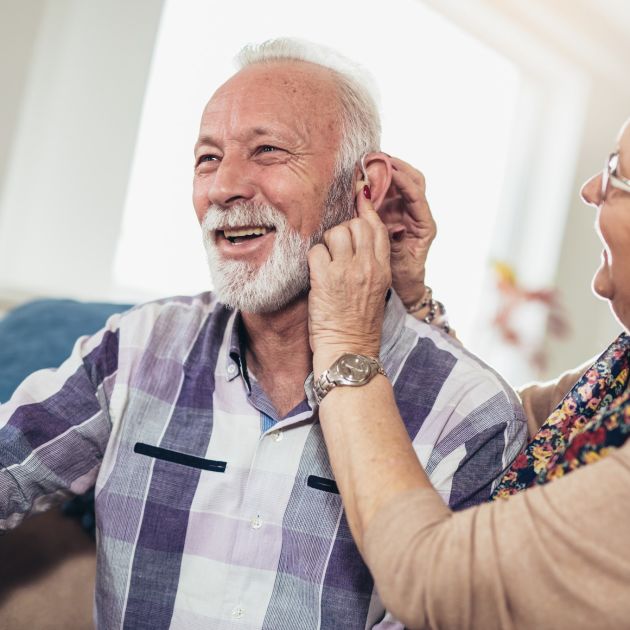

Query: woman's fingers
left=307, top=242, right=332, bottom=271
left=389, top=157, right=426, bottom=189
left=323, top=224, right=354, bottom=262
left=344, top=217, right=373, bottom=255
left=317, top=179, right=392, bottom=267
left=378, top=155, right=437, bottom=310
left=308, top=182, right=391, bottom=367
left=355, top=181, right=391, bottom=266
left=390, top=167, right=434, bottom=232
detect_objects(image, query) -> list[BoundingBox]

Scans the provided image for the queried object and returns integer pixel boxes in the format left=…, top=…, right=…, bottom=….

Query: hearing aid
left=359, top=153, right=370, bottom=185
left=353, top=154, right=371, bottom=216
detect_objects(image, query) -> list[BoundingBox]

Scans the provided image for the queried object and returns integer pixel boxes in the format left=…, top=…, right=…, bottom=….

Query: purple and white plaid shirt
left=0, top=291, right=526, bottom=629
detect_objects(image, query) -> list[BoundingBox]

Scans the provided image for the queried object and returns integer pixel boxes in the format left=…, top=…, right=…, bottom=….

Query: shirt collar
left=226, top=309, right=244, bottom=382
left=224, top=290, right=407, bottom=390
left=379, top=289, right=407, bottom=360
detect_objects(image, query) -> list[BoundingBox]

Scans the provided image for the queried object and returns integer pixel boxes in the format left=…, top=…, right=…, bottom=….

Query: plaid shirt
left=0, top=291, right=526, bottom=629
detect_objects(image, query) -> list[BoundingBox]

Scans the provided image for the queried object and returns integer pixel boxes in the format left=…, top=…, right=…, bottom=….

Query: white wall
left=546, top=91, right=630, bottom=377
left=425, top=0, right=630, bottom=380
left=0, top=0, right=46, bottom=205
left=1, top=0, right=629, bottom=381
left=0, top=0, right=164, bottom=302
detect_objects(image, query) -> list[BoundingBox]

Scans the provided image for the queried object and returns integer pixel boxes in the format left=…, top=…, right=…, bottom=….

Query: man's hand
left=379, top=158, right=436, bottom=310
left=308, top=182, right=391, bottom=378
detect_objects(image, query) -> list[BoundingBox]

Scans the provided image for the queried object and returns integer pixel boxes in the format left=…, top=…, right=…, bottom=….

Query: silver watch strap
left=313, top=371, right=335, bottom=404
left=313, top=355, right=385, bottom=405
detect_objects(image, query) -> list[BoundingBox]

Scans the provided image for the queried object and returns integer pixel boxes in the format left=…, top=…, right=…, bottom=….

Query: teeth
left=222, top=226, right=270, bottom=238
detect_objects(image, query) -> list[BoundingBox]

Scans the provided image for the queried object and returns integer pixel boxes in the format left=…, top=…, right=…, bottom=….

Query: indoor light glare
left=114, top=0, right=520, bottom=342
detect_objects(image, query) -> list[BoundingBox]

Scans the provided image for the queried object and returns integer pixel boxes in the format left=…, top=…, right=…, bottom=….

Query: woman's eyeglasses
left=602, top=152, right=630, bottom=202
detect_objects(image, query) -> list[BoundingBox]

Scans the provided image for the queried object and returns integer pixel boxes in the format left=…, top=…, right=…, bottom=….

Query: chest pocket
left=133, top=442, right=227, bottom=472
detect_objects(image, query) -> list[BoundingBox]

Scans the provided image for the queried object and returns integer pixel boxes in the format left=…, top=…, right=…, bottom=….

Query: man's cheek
left=192, top=190, right=207, bottom=223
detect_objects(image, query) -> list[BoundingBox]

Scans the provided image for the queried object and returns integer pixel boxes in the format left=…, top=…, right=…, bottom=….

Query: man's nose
left=580, top=172, right=602, bottom=208
left=206, top=156, right=256, bottom=207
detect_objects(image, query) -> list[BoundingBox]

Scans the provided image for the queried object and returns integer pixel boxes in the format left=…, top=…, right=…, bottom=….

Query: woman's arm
left=315, top=317, right=630, bottom=628
left=315, top=371, right=431, bottom=547
left=308, top=166, right=434, bottom=547
left=362, top=441, right=630, bottom=630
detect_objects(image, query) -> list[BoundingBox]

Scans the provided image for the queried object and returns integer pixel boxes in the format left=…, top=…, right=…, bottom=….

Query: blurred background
left=1, top=0, right=629, bottom=385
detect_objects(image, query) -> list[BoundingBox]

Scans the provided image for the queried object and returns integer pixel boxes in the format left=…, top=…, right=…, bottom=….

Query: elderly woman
left=307, top=120, right=630, bottom=629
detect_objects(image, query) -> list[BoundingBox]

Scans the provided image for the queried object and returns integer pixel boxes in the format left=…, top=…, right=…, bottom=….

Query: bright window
left=114, top=0, right=520, bottom=344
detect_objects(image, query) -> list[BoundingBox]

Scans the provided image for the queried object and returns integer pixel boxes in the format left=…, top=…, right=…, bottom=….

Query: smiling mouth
left=218, top=226, right=275, bottom=244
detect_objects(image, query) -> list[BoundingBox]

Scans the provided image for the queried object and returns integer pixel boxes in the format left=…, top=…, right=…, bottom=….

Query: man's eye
left=257, top=145, right=280, bottom=154
left=197, top=154, right=219, bottom=165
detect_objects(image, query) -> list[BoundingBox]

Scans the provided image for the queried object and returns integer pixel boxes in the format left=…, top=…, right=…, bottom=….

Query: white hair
left=235, top=38, right=381, bottom=174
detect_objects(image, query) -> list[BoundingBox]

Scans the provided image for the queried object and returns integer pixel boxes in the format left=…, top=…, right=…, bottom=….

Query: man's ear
left=360, top=152, right=392, bottom=212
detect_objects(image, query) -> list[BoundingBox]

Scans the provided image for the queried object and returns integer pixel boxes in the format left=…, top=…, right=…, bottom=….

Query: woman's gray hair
left=235, top=38, right=381, bottom=176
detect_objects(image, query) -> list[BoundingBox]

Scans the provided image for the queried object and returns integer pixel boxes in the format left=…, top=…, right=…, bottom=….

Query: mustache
left=201, top=202, right=288, bottom=233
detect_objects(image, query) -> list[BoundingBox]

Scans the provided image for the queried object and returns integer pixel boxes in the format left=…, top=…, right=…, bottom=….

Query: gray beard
left=202, top=171, right=354, bottom=313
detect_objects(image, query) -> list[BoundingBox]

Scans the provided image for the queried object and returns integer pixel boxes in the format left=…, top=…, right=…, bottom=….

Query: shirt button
left=227, top=364, right=237, bottom=375
left=270, top=430, right=283, bottom=442
left=232, top=606, right=245, bottom=619
left=250, top=516, right=262, bottom=530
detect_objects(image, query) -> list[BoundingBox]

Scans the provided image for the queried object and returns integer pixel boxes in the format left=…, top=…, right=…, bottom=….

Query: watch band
left=313, top=354, right=385, bottom=405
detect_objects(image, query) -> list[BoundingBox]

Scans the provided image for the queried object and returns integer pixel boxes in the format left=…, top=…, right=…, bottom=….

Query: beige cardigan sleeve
left=363, top=441, right=630, bottom=630
left=517, top=361, right=592, bottom=437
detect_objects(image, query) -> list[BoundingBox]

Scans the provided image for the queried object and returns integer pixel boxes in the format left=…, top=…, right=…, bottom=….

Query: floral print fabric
left=493, top=333, right=630, bottom=499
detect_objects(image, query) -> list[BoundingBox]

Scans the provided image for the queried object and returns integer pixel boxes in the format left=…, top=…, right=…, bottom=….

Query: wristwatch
left=313, top=353, right=386, bottom=404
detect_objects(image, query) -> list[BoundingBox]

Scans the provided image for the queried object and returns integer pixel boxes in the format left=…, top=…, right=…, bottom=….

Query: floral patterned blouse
left=493, top=333, right=630, bottom=499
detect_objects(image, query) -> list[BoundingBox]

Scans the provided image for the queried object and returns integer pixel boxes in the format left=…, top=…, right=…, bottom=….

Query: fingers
left=389, top=157, right=426, bottom=191
left=388, top=158, right=436, bottom=238
left=323, top=224, right=354, bottom=262
left=322, top=217, right=378, bottom=259
left=315, top=179, right=391, bottom=269
left=307, top=243, right=331, bottom=274
left=321, top=218, right=377, bottom=261
left=390, top=168, right=428, bottom=212
left=355, top=181, right=390, bottom=264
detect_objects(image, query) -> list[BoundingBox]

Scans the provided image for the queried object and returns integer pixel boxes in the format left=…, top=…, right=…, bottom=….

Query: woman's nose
left=580, top=172, right=602, bottom=207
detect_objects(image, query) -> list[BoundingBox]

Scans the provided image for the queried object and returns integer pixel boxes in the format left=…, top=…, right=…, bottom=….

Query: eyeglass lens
left=602, top=153, right=619, bottom=202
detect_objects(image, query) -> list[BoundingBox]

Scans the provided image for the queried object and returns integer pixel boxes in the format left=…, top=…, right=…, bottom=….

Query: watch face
left=337, top=354, right=371, bottom=383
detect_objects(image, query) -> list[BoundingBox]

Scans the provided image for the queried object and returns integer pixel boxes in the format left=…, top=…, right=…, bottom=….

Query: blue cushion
left=0, top=299, right=132, bottom=402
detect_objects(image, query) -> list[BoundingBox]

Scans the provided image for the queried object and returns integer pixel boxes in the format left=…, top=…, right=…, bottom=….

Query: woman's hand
left=379, top=158, right=436, bottom=310
left=308, top=181, right=430, bottom=554
left=308, top=182, right=391, bottom=378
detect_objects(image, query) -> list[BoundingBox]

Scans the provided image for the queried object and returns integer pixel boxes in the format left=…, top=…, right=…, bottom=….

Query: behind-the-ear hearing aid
left=359, top=153, right=370, bottom=185
left=353, top=154, right=371, bottom=217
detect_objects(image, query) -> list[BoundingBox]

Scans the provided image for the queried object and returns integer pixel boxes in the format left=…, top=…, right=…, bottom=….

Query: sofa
left=0, top=299, right=132, bottom=630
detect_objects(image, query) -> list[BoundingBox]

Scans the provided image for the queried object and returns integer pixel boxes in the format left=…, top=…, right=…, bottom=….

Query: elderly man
left=0, top=39, right=526, bottom=629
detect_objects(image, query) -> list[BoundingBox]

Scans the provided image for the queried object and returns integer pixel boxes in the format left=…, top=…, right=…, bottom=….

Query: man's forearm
left=317, top=373, right=430, bottom=551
